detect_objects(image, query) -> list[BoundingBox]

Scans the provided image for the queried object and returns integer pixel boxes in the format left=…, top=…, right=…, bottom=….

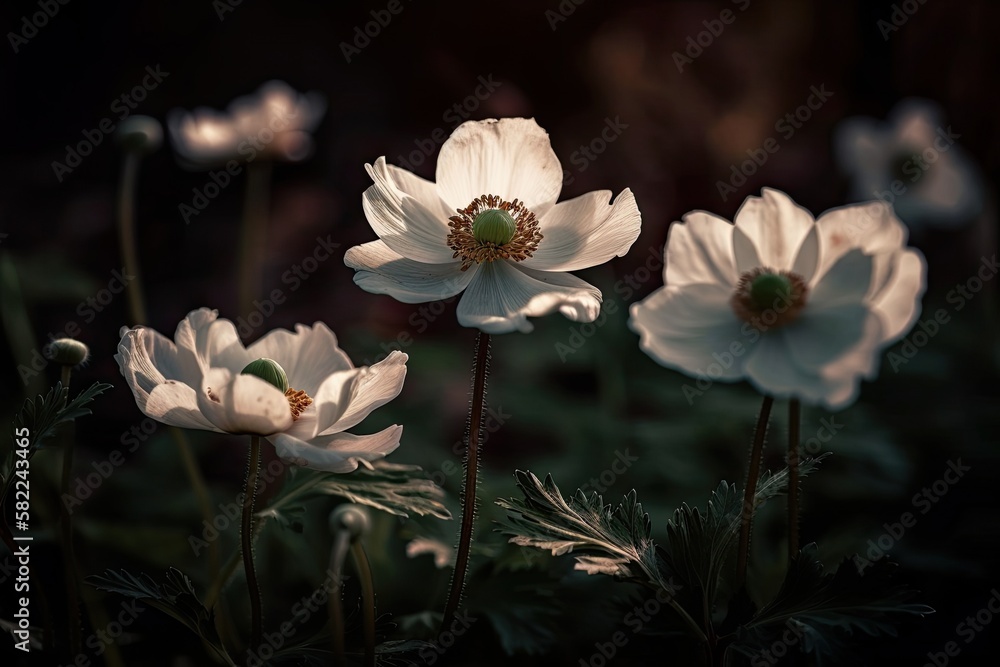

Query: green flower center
left=240, top=358, right=288, bottom=393
left=471, top=209, right=517, bottom=246
left=749, top=273, right=792, bottom=311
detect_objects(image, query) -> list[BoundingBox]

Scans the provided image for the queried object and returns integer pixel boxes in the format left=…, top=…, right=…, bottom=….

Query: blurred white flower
left=835, top=98, right=984, bottom=230
left=116, top=308, right=406, bottom=472
left=345, top=117, right=642, bottom=334
left=168, top=80, right=326, bottom=169
left=629, top=188, right=926, bottom=409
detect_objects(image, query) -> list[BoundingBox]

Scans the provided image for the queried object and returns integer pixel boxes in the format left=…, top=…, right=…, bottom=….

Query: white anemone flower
left=168, top=80, right=326, bottom=169
left=115, top=308, right=407, bottom=472
left=344, top=117, right=642, bottom=334
left=835, top=98, right=984, bottom=231
left=629, top=188, right=926, bottom=409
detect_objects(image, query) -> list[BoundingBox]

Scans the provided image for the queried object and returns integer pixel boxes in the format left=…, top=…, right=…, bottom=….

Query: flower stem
left=242, top=436, right=263, bottom=652
left=441, top=331, right=491, bottom=631
left=58, top=365, right=81, bottom=657
left=736, top=395, right=774, bottom=590
left=327, top=530, right=351, bottom=667
left=787, top=399, right=801, bottom=560
left=350, top=541, right=377, bottom=667
left=237, top=160, right=272, bottom=316
left=116, top=150, right=147, bottom=325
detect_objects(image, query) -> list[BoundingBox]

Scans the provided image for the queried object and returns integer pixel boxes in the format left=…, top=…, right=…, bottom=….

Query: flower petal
left=115, top=326, right=202, bottom=413
left=808, top=249, right=873, bottom=311
left=743, top=333, right=832, bottom=405
left=456, top=261, right=602, bottom=334
left=629, top=284, right=749, bottom=381
left=197, top=368, right=293, bottom=435
left=663, top=211, right=737, bottom=289
left=247, top=322, right=354, bottom=396
left=435, top=118, right=563, bottom=213
left=268, top=425, right=403, bottom=473
left=784, top=304, right=873, bottom=371
left=344, top=240, right=476, bottom=303
left=387, top=164, right=454, bottom=221
left=733, top=188, right=816, bottom=272
left=318, top=351, right=408, bottom=435
left=813, top=201, right=905, bottom=283
left=521, top=189, right=642, bottom=272
left=363, top=157, right=455, bottom=263
left=145, top=381, right=220, bottom=431
left=870, top=248, right=926, bottom=343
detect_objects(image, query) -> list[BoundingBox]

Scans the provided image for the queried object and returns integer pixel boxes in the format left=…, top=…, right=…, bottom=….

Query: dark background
left=1, top=0, right=998, bottom=665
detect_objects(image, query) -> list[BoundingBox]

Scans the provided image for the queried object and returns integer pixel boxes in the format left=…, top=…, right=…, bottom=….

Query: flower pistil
left=447, top=194, right=543, bottom=271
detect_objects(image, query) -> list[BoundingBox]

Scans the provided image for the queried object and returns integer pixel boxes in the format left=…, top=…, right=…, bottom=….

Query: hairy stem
left=736, top=395, right=774, bottom=589
left=787, top=399, right=801, bottom=560
left=441, top=331, right=491, bottom=630
left=327, top=531, right=351, bottom=667
left=242, top=436, right=263, bottom=652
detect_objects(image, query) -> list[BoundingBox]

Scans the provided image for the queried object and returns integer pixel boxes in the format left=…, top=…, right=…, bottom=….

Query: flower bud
left=44, top=338, right=90, bottom=366
left=472, top=209, right=516, bottom=246
left=240, top=358, right=288, bottom=392
left=329, top=504, right=371, bottom=540
left=116, top=115, right=163, bottom=155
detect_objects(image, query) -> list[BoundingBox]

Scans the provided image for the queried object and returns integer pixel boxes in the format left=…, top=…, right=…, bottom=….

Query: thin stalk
left=237, top=160, right=272, bottom=316
left=116, top=150, right=146, bottom=325
left=242, top=437, right=263, bottom=652
left=58, top=364, right=81, bottom=657
left=787, top=399, right=801, bottom=560
left=350, top=541, right=377, bottom=667
left=441, top=332, right=491, bottom=631
left=735, top=395, right=774, bottom=590
left=327, top=531, right=352, bottom=667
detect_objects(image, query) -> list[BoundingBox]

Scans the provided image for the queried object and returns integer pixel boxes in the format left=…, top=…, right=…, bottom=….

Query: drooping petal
left=115, top=325, right=202, bottom=412
left=197, top=368, right=294, bottom=435
left=628, top=284, right=749, bottom=381
left=435, top=118, right=563, bottom=213
left=344, top=240, right=476, bottom=303
left=456, top=261, right=602, bottom=334
left=733, top=188, right=816, bottom=272
left=662, top=211, right=738, bottom=289
left=247, top=322, right=353, bottom=396
left=268, top=425, right=403, bottom=473
left=363, top=157, right=455, bottom=264
left=521, top=189, right=642, bottom=272
left=318, top=351, right=408, bottom=435
left=869, top=248, right=926, bottom=343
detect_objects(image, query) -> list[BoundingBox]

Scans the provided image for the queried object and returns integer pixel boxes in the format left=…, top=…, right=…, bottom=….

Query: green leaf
left=495, top=471, right=662, bottom=588
left=260, top=461, right=451, bottom=523
left=727, top=544, right=934, bottom=661
left=2, top=381, right=112, bottom=496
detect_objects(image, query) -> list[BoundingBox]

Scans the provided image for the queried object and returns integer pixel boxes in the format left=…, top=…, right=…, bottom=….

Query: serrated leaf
left=727, top=544, right=934, bottom=661
left=87, top=567, right=234, bottom=665
left=260, top=461, right=451, bottom=522
left=496, top=471, right=660, bottom=587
